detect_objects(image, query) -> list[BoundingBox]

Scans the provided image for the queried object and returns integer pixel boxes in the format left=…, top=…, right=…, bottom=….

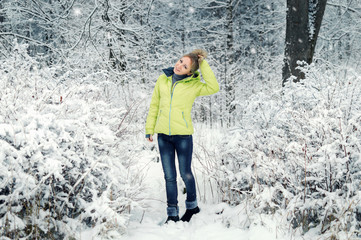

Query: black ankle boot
left=181, top=206, right=200, bottom=222
left=165, top=215, right=179, bottom=224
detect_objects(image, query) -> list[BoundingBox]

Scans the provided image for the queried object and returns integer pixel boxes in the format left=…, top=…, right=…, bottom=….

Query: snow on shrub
left=215, top=62, right=361, bottom=238
left=0, top=44, right=143, bottom=239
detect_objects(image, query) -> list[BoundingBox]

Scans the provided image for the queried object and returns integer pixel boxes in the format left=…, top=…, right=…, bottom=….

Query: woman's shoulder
left=155, top=73, right=169, bottom=84
left=157, top=73, right=168, bottom=80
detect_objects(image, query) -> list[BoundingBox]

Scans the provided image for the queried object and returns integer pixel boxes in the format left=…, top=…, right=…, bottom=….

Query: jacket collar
left=162, top=67, right=174, bottom=77
left=162, top=67, right=200, bottom=81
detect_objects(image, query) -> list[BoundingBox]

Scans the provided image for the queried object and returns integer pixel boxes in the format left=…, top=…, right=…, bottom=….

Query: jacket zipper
left=182, top=112, right=188, bottom=128
left=169, top=81, right=179, bottom=135
left=168, top=76, right=192, bottom=135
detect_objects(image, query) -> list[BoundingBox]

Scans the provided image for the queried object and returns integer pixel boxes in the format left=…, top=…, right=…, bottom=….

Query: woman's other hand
left=147, top=135, right=153, bottom=142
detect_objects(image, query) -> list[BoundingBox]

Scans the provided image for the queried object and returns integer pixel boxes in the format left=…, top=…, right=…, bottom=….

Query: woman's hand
left=198, top=55, right=204, bottom=63
left=147, top=135, right=153, bottom=142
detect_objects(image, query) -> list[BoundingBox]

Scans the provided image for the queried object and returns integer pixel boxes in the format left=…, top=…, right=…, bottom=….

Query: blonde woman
left=145, top=49, right=219, bottom=223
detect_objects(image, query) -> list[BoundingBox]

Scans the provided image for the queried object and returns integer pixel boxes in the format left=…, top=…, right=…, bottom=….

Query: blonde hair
left=183, top=49, right=208, bottom=74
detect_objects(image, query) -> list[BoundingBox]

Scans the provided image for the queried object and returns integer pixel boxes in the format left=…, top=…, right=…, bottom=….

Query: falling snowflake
left=73, top=7, right=82, bottom=16
left=189, top=7, right=195, bottom=13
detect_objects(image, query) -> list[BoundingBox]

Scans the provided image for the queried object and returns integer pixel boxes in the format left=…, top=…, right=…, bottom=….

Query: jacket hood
left=162, top=67, right=174, bottom=77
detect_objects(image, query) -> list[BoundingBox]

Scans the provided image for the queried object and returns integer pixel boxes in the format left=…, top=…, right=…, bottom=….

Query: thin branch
left=31, top=0, right=51, bottom=20
left=0, top=32, right=63, bottom=57
left=54, top=0, right=78, bottom=20
left=327, top=2, right=361, bottom=17
left=146, top=0, right=155, bottom=24
left=0, top=7, right=50, bottom=22
left=68, top=5, right=99, bottom=51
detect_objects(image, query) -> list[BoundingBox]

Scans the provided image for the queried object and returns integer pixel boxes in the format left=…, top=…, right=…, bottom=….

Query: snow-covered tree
left=215, top=62, right=361, bottom=238
left=0, top=43, right=144, bottom=239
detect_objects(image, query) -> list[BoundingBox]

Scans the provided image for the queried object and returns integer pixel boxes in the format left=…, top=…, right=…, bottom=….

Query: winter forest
left=0, top=0, right=361, bottom=239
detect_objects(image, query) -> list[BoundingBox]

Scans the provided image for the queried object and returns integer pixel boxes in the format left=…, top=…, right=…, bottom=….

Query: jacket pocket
left=182, top=112, right=188, bottom=128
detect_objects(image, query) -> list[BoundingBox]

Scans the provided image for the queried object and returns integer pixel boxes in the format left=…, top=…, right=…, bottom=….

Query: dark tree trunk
left=308, top=0, right=327, bottom=62
left=103, top=0, right=127, bottom=72
left=0, top=0, right=6, bottom=33
left=225, top=0, right=235, bottom=127
left=0, top=11, right=4, bottom=25
left=282, top=0, right=327, bottom=86
left=0, top=2, right=5, bottom=55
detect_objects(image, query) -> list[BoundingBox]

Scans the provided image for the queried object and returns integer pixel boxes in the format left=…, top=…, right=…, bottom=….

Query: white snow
left=73, top=8, right=82, bottom=16
left=113, top=130, right=289, bottom=240
left=1, top=24, right=361, bottom=238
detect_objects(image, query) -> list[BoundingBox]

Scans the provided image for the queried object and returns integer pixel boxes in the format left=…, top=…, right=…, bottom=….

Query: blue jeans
left=157, top=134, right=198, bottom=216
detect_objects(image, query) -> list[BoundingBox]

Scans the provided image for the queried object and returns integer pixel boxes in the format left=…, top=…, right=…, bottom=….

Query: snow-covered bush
left=215, top=63, right=361, bottom=238
left=0, top=44, right=143, bottom=239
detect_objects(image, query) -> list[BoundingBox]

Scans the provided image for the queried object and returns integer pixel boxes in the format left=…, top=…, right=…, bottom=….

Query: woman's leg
left=157, top=134, right=179, bottom=217
left=174, top=135, right=197, bottom=209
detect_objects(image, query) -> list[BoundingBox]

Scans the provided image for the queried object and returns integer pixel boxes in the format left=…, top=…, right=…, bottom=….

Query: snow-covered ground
left=118, top=129, right=289, bottom=240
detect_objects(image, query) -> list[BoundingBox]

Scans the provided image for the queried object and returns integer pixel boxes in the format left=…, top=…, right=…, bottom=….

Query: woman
left=145, top=49, right=219, bottom=223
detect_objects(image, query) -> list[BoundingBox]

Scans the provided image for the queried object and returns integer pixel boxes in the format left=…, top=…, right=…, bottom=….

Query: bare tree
left=0, top=1, right=6, bottom=55
left=282, top=0, right=327, bottom=85
left=224, top=0, right=235, bottom=127
left=0, top=3, right=4, bottom=24
left=102, top=0, right=127, bottom=72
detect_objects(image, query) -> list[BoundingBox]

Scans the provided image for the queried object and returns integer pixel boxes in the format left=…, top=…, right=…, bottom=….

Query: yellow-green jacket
left=145, top=60, right=219, bottom=136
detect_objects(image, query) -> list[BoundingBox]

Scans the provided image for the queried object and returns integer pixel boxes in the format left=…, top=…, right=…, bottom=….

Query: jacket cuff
left=145, top=134, right=151, bottom=138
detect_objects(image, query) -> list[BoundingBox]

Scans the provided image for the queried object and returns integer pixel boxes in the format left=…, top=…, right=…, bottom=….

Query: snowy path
left=121, top=138, right=284, bottom=240
left=124, top=157, right=247, bottom=240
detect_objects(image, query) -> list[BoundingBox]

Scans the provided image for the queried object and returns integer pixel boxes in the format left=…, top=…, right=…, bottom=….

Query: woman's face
left=173, top=57, right=192, bottom=75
